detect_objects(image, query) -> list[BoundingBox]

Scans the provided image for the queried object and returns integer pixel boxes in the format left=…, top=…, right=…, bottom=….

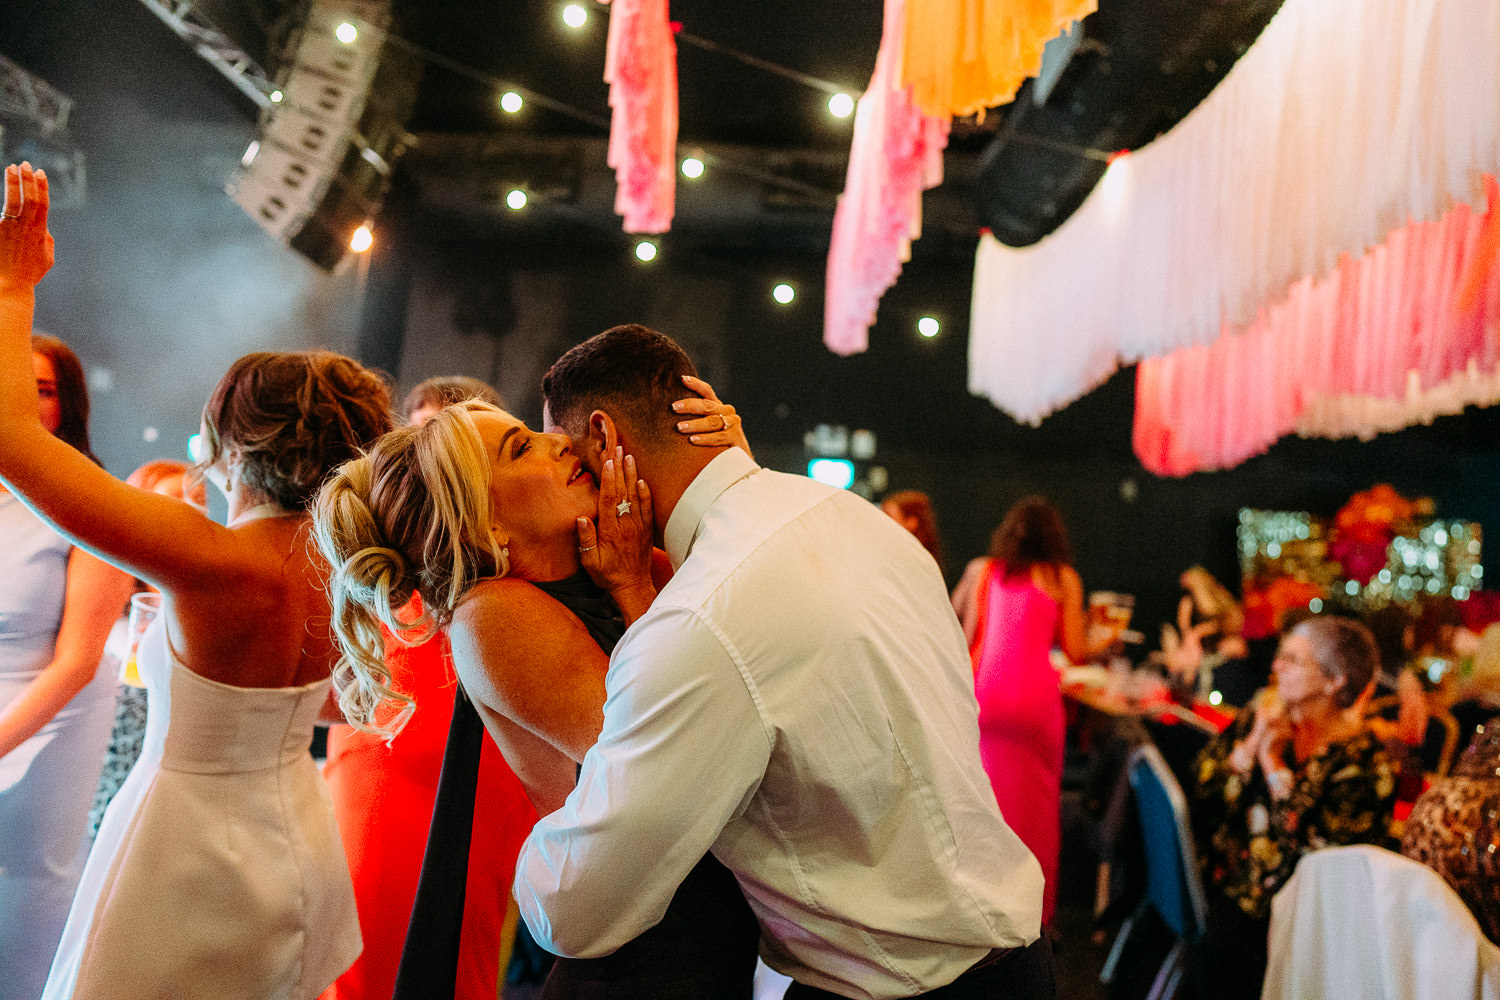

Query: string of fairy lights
left=310, top=3, right=946, bottom=342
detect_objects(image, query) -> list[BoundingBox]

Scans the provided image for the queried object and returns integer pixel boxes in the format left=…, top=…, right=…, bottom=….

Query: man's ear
left=587, top=409, right=618, bottom=459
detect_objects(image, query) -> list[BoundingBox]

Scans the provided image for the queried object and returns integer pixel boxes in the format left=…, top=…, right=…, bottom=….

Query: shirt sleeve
left=513, top=605, right=770, bottom=958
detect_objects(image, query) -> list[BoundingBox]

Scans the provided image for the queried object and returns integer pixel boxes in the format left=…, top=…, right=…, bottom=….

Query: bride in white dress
left=0, top=162, right=390, bottom=999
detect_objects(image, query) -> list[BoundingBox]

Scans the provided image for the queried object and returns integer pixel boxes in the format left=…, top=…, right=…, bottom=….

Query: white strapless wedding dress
left=42, top=614, right=360, bottom=999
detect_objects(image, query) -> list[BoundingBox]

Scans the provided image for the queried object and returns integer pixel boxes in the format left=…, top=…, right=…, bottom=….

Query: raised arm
left=0, top=164, right=240, bottom=591
left=515, top=607, right=768, bottom=957
left=1053, top=564, right=1091, bottom=665
left=672, top=374, right=752, bottom=457
left=0, top=549, right=134, bottom=759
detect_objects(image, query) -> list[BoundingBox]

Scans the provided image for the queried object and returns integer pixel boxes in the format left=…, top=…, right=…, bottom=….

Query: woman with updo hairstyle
left=1, top=153, right=394, bottom=1000
left=319, top=378, right=534, bottom=1000
left=1186, top=615, right=1397, bottom=1000
left=312, top=384, right=762, bottom=999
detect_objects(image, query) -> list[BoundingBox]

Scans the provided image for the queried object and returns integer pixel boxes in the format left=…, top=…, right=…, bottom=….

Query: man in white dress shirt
left=518, top=325, right=1052, bottom=999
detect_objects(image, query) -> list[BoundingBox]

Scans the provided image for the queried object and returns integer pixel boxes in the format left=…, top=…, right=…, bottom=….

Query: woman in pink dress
left=954, top=495, right=1090, bottom=929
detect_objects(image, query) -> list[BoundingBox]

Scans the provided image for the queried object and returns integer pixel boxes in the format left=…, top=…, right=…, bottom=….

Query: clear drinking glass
left=120, top=592, right=162, bottom=688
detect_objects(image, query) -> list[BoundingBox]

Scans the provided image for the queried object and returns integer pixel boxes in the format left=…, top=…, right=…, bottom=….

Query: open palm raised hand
left=0, top=163, right=56, bottom=294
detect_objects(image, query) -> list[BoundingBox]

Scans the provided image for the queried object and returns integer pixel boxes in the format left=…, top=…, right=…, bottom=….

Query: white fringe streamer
left=967, top=0, right=1500, bottom=425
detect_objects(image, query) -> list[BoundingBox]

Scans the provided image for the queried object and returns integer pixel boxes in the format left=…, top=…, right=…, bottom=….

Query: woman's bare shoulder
left=1032, top=561, right=1081, bottom=600
left=454, top=577, right=575, bottom=630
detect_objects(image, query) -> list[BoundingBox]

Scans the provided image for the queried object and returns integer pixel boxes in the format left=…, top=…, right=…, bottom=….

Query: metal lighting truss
left=137, top=0, right=276, bottom=108
left=0, top=54, right=73, bottom=134
left=0, top=55, right=84, bottom=204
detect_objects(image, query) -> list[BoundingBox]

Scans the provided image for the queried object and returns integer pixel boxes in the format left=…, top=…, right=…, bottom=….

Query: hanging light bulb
left=500, top=91, right=524, bottom=114
left=827, top=93, right=855, bottom=118
left=506, top=189, right=528, bottom=210
left=680, top=156, right=705, bottom=179
left=562, top=3, right=588, bottom=28
left=772, top=283, right=795, bottom=305
left=350, top=225, right=373, bottom=253
left=634, top=240, right=658, bottom=262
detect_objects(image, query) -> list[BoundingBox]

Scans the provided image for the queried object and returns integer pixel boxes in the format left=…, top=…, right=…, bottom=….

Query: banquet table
left=1061, top=664, right=1235, bottom=736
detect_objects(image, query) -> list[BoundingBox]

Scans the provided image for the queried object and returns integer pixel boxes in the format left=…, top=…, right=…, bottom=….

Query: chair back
left=1263, top=845, right=1500, bottom=1000
left=1128, top=743, right=1209, bottom=942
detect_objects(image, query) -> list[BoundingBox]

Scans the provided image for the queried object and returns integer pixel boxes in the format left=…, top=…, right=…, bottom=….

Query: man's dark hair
left=542, top=325, right=697, bottom=445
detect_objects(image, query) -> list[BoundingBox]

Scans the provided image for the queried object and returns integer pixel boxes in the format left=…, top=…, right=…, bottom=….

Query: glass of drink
left=120, top=592, right=162, bottom=688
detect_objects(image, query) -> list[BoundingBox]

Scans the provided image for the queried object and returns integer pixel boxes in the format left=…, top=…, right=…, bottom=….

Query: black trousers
left=784, top=937, right=1055, bottom=1000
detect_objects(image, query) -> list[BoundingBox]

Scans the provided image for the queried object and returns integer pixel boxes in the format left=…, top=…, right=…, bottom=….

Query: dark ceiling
left=7, top=0, right=1500, bottom=619
left=4, top=0, right=1292, bottom=259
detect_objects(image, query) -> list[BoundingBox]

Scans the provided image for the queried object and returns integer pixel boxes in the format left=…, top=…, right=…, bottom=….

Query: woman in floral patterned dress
left=1182, top=615, right=1397, bottom=1000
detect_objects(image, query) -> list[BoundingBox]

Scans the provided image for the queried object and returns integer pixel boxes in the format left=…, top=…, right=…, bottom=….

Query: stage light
left=562, top=4, right=588, bottom=28
left=506, top=188, right=528, bottom=210
left=917, top=316, right=940, bottom=337
left=227, top=0, right=422, bottom=271
left=827, top=93, right=855, bottom=118
left=680, top=156, right=704, bottom=179
left=350, top=225, right=373, bottom=252
left=500, top=91, right=524, bottom=114
left=808, top=458, right=856, bottom=490
left=772, top=283, right=795, bottom=304
left=634, top=240, right=658, bottom=262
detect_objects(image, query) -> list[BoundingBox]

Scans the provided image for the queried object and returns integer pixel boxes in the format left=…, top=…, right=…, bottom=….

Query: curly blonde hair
left=310, top=401, right=509, bottom=736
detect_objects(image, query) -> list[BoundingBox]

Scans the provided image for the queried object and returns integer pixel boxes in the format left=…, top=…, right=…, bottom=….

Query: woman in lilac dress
left=0, top=334, right=133, bottom=998
left=956, top=495, right=1090, bottom=929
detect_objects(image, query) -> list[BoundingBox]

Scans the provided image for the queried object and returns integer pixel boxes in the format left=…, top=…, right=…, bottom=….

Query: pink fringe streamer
left=823, top=0, right=951, bottom=356
left=604, top=0, right=678, bottom=234
left=1134, top=178, right=1500, bottom=476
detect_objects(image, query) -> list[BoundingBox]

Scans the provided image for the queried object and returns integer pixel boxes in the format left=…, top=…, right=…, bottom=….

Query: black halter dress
left=392, top=573, right=759, bottom=1000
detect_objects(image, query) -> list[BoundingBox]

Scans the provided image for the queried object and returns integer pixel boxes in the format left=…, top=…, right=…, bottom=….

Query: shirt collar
left=663, top=448, right=759, bottom=569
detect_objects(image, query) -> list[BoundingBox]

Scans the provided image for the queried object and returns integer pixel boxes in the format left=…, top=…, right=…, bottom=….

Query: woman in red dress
left=321, top=378, right=534, bottom=1000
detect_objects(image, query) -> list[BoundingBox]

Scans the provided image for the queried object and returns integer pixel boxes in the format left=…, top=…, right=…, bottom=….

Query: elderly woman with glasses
left=1183, top=614, right=1397, bottom=1000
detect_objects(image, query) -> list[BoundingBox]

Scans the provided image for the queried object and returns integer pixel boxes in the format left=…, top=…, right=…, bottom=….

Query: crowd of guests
left=1, top=154, right=1493, bottom=1000
left=884, top=486, right=1498, bottom=998
left=0, top=161, right=1051, bottom=1000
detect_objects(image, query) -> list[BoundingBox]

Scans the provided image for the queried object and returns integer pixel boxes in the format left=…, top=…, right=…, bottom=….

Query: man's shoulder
left=674, top=471, right=925, bottom=604
left=720, top=464, right=864, bottom=521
